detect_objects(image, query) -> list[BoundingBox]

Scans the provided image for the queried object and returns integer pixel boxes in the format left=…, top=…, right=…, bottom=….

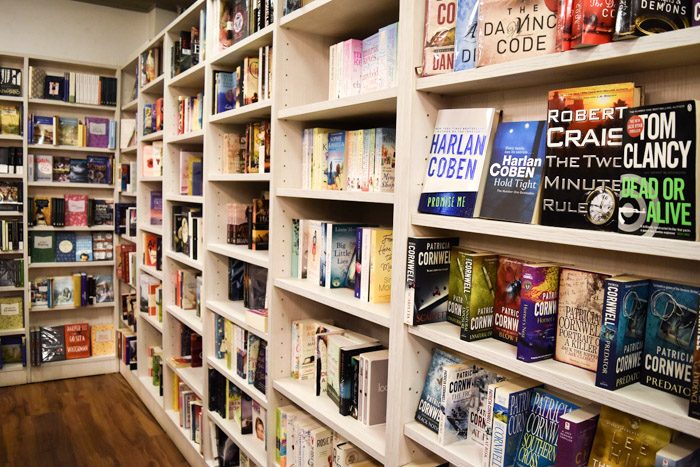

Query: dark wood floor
left=0, top=374, right=189, bottom=467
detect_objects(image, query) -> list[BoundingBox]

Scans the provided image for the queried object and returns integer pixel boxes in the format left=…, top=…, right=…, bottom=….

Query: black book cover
left=208, top=368, right=226, bottom=417
left=243, top=263, right=267, bottom=309
left=44, top=76, right=65, bottom=101
left=0, top=67, right=21, bottom=97
left=228, top=258, right=244, bottom=301
left=253, top=340, right=266, bottom=393
left=338, top=343, right=383, bottom=416
left=615, top=0, right=691, bottom=40
left=41, top=326, right=66, bottom=362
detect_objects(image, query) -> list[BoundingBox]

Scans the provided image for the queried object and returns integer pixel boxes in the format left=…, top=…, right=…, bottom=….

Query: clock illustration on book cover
left=584, top=186, right=617, bottom=226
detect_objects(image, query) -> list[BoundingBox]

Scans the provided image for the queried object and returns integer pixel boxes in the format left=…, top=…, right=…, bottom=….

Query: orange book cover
left=65, top=323, right=90, bottom=359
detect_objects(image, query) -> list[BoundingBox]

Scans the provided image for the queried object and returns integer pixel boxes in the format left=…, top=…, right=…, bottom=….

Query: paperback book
left=516, top=263, right=560, bottom=363
left=421, top=0, right=457, bottom=76
left=415, top=348, right=464, bottom=432
left=493, top=257, right=524, bottom=345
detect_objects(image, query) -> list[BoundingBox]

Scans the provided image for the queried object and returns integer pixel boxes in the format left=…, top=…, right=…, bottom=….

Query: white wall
left=0, top=0, right=177, bottom=67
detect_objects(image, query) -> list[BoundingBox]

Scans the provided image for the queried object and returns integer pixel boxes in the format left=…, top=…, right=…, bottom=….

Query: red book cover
left=570, top=0, right=617, bottom=47
left=556, top=0, right=575, bottom=51
left=190, top=332, right=202, bottom=367
left=64, top=194, right=89, bottom=226
left=65, top=323, right=90, bottom=359
left=118, top=243, right=136, bottom=281
left=155, top=98, right=163, bottom=131
left=493, top=257, right=525, bottom=345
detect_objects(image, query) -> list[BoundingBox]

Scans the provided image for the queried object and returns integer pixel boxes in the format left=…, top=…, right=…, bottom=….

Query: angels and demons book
left=614, top=0, right=691, bottom=40
left=418, top=108, right=499, bottom=218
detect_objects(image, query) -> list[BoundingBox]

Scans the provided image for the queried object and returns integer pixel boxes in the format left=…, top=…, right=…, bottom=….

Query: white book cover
left=298, top=219, right=309, bottom=279
left=309, top=425, right=333, bottom=467
left=481, top=379, right=511, bottom=466
left=361, top=33, right=380, bottom=94
left=438, top=363, right=481, bottom=444
left=290, top=319, right=340, bottom=380
left=361, top=128, right=375, bottom=192
left=305, top=220, right=324, bottom=286
left=298, top=419, right=321, bottom=467
left=325, top=334, right=357, bottom=407
left=364, top=349, right=389, bottom=426
left=315, top=328, right=344, bottom=396
left=328, top=42, right=337, bottom=100
left=302, top=128, right=312, bottom=189
left=359, top=228, right=371, bottom=302
left=378, top=22, right=398, bottom=89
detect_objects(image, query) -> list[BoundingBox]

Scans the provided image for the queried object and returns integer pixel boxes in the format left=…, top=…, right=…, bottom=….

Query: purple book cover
left=555, top=408, right=599, bottom=467
left=516, top=264, right=560, bottom=363
left=354, top=227, right=362, bottom=298
left=85, top=117, right=110, bottom=148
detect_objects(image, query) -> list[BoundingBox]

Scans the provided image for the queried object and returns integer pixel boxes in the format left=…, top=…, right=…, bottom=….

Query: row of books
left=119, top=161, right=135, bottom=194
left=0, top=219, right=23, bottom=252
left=143, top=98, right=164, bottom=135
left=29, top=231, right=113, bottom=263
left=0, top=67, right=21, bottom=97
left=177, top=93, right=203, bottom=135
left=28, top=66, right=117, bottom=106
left=0, top=259, right=23, bottom=288
left=28, top=114, right=116, bottom=149
left=117, top=243, right=137, bottom=287
left=422, top=0, right=694, bottom=75
left=146, top=345, right=163, bottom=395
left=291, top=221, right=393, bottom=304
left=173, top=376, right=204, bottom=448
left=29, top=196, right=113, bottom=227
left=171, top=17, right=205, bottom=77
left=30, top=273, right=114, bottom=309
left=143, top=232, right=162, bottom=271
left=0, top=334, right=25, bottom=369
left=228, top=258, right=268, bottom=311
left=142, top=141, right=162, bottom=177
left=218, top=315, right=267, bottom=385
left=174, top=267, right=202, bottom=317
left=0, top=297, right=23, bottom=331
left=179, top=150, right=203, bottom=196
left=290, top=320, right=388, bottom=424
left=30, top=323, right=114, bottom=366
left=225, top=196, right=269, bottom=250
left=302, top=127, right=395, bottom=192
left=29, top=154, right=113, bottom=184
left=139, top=47, right=161, bottom=89
left=221, top=121, right=270, bottom=174
left=172, top=205, right=203, bottom=261
left=116, top=327, right=137, bottom=370
left=0, top=147, right=24, bottom=174
left=217, top=0, right=274, bottom=51
left=0, top=105, right=21, bottom=135
left=172, top=325, right=203, bottom=368
left=139, top=273, right=162, bottom=319
left=416, top=346, right=700, bottom=466
left=121, top=292, right=137, bottom=331
left=208, top=368, right=266, bottom=445
left=115, top=202, right=136, bottom=236
left=212, top=424, right=258, bottom=467
left=329, top=23, right=398, bottom=100
left=0, top=181, right=22, bottom=212
left=276, top=406, right=378, bottom=467
left=214, top=46, right=272, bottom=113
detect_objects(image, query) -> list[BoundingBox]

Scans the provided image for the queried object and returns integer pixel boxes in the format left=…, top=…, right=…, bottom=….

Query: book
left=618, top=101, right=699, bottom=240
left=415, top=348, right=464, bottom=433
left=31, top=115, right=54, bottom=144
left=64, top=323, right=90, bottom=359
left=641, top=280, right=699, bottom=398
left=437, top=362, right=480, bottom=444
left=588, top=406, right=672, bottom=466
left=655, top=435, right=700, bottom=467
left=215, top=71, right=237, bottom=113
left=31, top=232, right=55, bottom=263
left=368, top=228, right=393, bottom=304
left=570, top=0, right=617, bottom=47
left=614, top=0, right=691, bottom=40
left=516, top=263, right=560, bottom=363
left=404, top=236, right=459, bottom=326
left=150, top=191, right=163, bottom=225
left=326, top=131, right=346, bottom=190
left=421, top=0, right=457, bottom=76
left=479, top=121, right=547, bottom=223
left=75, top=232, right=93, bottom=261
left=142, top=142, right=162, bottom=177
left=291, top=319, right=340, bottom=380
left=87, top=155, right=111, bottom=184
left=0, top=105, right=20, bottom=136
left=34, top=155, right=53, bottom=182
left=489, top=379, right=540, bottom=466
left=596, top=276, right=649, bottom=390
left=95, top=275, right=114, bottom=303
left=362, top=349, right=389, bottom=426
left=454, top=252, right=498, bottom=342
left=52, top=276, right=74, bottom=307
left=493, top=257, right=524, bottom=345
left=0, top=296, right=23, bottom=330
left=555, top=405, right=599, bottom=467
left=324, top=224, right=360, bottom=289
left=555, top=268, right=609, bottom=371
left=0, top=67, right=21, bottom=97
left=57, top=117, right=80, bottom=146
left=454, top=0, right=479, bottom=71
left=41, top=325, right=66, bottom=363
left=69, top=159, right=89, bottom=183
left=53, top=156, right=70, bottom=182
left=32, top=197, right=51, bottom=225
left=64, top=194, right=89, bottom=226
left=418, top=108, right=499, bottom=217
left=541, top=82, right=639, bottom=231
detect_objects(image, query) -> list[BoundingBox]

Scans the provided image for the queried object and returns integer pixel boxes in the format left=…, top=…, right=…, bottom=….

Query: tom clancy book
left=614, top=0, right=691, bottom=40
left=438, top=362, right=480, bottom=445
left=457, top=253, right=498, bottom=342
left=596, top=276, right=650, bottom=391
left=618, top=100, right=699, bottom=240
left=404, top=236, right=459, bottom=326
left=555, top=268, right=609, bottom=372
left=642, top=280, right=699, bottom=398
left=415, top=348, right=464, bottom=433
left=588, top=406, right=672, bottom=467
left=555, top=405, right=599, bottom=467
left=541, top=82, right=639, bottom=231
left=453, top=0, right=479, bottom=71
left=514, top=389, right=578, bottom=467
left=418, top=108, right=499, bottom=218
left=476, top=0, right=558, bottom=67
left=421, top=0, right=457, bottom=76
left=489, top=379, right=540, bottom=467
left=516, top=263, right=560, bottom=363
left=493, top=257, right=525, bottom=345
left=479, top=121, right=547, bottom=224
left=570, top=0, right=618, bottom=47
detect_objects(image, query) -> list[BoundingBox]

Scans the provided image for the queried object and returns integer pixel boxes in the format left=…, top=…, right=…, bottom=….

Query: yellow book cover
left=172, top=373, right=180, bottom=411
left=0, top=296, right=23, bottom=330
left=0, top=105, right=20, bottom=135
left=312, top=128, right=337, bottom=190
left=73, top=274, right=81, bottom=307
left=90, top=324, right=114, bottom=356
left=369, top=228, right=393, bottom=304
left=588, top=406, right=672, bottom=467
left=224, top=319, right=234, bottom=370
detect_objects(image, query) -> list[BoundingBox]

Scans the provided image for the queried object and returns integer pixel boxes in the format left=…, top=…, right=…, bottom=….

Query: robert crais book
left=555, top=268, right=609, bottom=372
left=517, top=263, right=560, bottom=363
left=404, top=236, right=459, bottom=326
left=541, top=83, right=639, bottom=231
left=618, top=101, right=699, bottom=240
left=480, top=120, right=547, bottom=224
left=418, top=108, right=499, bottom=218
left=493, top=257, right=525, bottom=345
left=421, top=0, right=457, bottom=76
left=596, top=276, right=650, bottom=391
left=642, top=280, right=699, bottom=398
left=415, top=348, right=463, bottom=433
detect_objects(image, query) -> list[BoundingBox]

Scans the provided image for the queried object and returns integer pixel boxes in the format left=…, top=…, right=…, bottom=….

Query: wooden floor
left=0, top=374, right=189, bottom=467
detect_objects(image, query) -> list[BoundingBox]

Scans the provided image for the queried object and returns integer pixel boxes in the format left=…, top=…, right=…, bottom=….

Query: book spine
left=691, top=304, right=700, bottom=418
left=596, top=279, right=621, bottom=390
left=489, top=394, right=509, bottom=467
left=354, top=227, right=362, bottom=299
left=481, top=382, right=498, bottom=466
left=437, top=365, right=449, bottom=442
left=404, top=237, right=416, bottom=325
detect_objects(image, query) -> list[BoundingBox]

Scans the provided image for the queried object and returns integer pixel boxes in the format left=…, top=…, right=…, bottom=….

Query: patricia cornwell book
left=457, top=253, right=498, bottom=342
left=415, top=348, right=464, bottom=433
left=516, top=263, right=560, bottom=363
left=493, top=256, right=525, bottom=345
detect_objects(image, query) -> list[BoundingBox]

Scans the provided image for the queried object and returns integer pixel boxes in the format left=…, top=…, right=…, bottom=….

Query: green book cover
left=447, top=246, right=473, bottom=326
left=458, top=252, right=498, bottom=341
left=31, top=232, right=56, bottom=263
left=0, top=296, right=23, bottom=330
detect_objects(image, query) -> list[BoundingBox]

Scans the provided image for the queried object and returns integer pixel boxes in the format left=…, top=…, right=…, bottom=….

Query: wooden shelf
left=209, top=101, right=272, bottom=125
left=28, top=98, right=116, bottom=112
left=120, top=145, right=137, bottom=154
left=140, top=176, right=163, bottom=182
left=141, top=74, right=165, bottom=95
left=275, top=278, right=391, bottom=328
left=29, top=260, right=114, bottom=269
left=141, top=130, right=164, bottom=142
left=403, top=422, right=479, bottom=467
left=169, top=61, right=205, bottom=88
left=28, top=181, right=115, bottom=189
left=121, top=99, right=138, bottom=112
left=0, top=212, right=22, bottom=217
left=0, top=95, right=23, bottom=103
left=207, top=356, right=268, bottom=408
left=119, top=233, right=137, bottom=243
left=207, top=243, right=269, bottom=268
left=0, top=286, right=24, bottom=292
left=273, top=378, right=386, bottom=463
left=139, top=223, right=163, bottom=236
left=0, top=328, right=25, bottom=337
left=210, top=25, right=274, bottom=67
left=278, top=88, right=397, bottom=122
left=208, top=173, right=271, bottom=182
left=277, top=188, right=394, bottom=204
left=0, top=173, right=23, bottom=179
left=166, top=360, right=204, bottom=399
left=27, top=144, right=114, bottom=153
left=409, top=321, right=700, bottom=438
left=166, top=129, right=204, bottom=145
left=206, top=300, right=268, bottom=341
left=28, top=225, right=113, bottom=231
left=412, top=213, right=700, bottom=261
left=139, top=312, right=163, bottom=333
left=0, top=134, right=23, bottom=141
left=208, top=411, right=267, bottom=467
left=166, top=194, right=203, bottom=204
left=139, top=263, right=163, bottom=280
left=166, top=304, right=203, bottom=335
left=164, top=250, right=203, bottom=270
left=30, top=302, right=115, bottom=312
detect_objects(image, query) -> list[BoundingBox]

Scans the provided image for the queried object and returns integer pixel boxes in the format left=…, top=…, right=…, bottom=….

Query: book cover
left=516, top=263, right=560, bottom=363
left=447, top=246, right=471, bottom=325
left=243, top=57, right=259, bottom=105
left=418, top=108, right=499, bottom=218
left=588, top=406, right=672, bottom=466
left=150, top=191, right=163, bottom=225
left=87, top=155, right=111, bottom=184
left=75, top=232, right=93, bottom=261
left=90, top=324, right=113, bottom=357
left=618, top=101, right=699, bottom=240
left=32, top=197, right=51, bottom=225
left=421, top=0, right=457, bottom=76
left=32, top=115, right=54, bottom=145
left=457, top=253, right=498, bottom=342
left=555, top=268, right=609, bottom=371
left=555, top=405, right=599, bottom=467
left=454, top=0, right=479, bottom=71
left=493, top=257, right=524, bottom=345
left=338, top=341, right=382, bottom=416
left=514, top=389, right=578, bottom=466
left=368, top=228, right=393, bottom=304
left=291, top=319, right=341, bottom=381
left=692, top=297, right=700, bottom=419
left=85, top=117, right=110, bottom=148
left=69, top=159, right=89, bottom=183
left=95, top=275, right=114, bottom=303
left=326, top=131, right=345, bottom=190
left=52, top=276, right=74, bottom=307
left=64, top=323, right=90, bottom=359
left=361, top=33, right=380, bottom=93
left=437, top=363, right=481, bottom=444
left=480, top=121, right=547, bottom=223
left=490, top=380, right=540, bottom=467
left=376, top=127, right=396, bottom=192
left=0, top=67, right=21, bottom=97
left=614, top=0, right=691, bottom=39
left=325, top=224, right=359, bottom=289
left=467, top=367, right=507, bottom=447
left=35, top=154, right=53, bottom=181
left=596, top=276, right=649, bottom=390
left=541, top=82, right=638, bottom=231
left=31, top=232, right=55, bottom=263
left=64, top=194, right=88, bottom=226
left=655, top=435, right=700, bottom=467
left=0, top=296, right=23, bottom=330
left=305, top=220, right=324, bottom=287
left=142, top=143, right=162, bottom=177
left=404, top=236, right=459, bottom=326
left=41, top=325, right=66, bottom=362
left=215, top=71, right=237, bottom=113
left=415, top=348, right=464, bottom=433
left=364, top=349, right=389, bottom=426
left=570, top=0, right=617, bottom=48
left=53, top=156, right=70, bottom=182
left=641, top=280, right=699, bottom=398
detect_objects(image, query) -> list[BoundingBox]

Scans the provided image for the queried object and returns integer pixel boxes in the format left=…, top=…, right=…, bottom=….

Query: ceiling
left=72, top=0, right=195, bottom=12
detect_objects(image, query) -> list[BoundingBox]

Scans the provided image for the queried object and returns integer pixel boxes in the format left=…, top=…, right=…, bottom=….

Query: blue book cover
left=479, top=121, right=547, bottom=223
left=596, top=276, right=650, bottom=390
left=191, top=161, right=203, bottom=196
left=326, top=224, right=360, bottom=289
left=454, top=0, right=479, bottom=71
left=32, top=116, right=55, bottom=145
left=69, top=159, right=88, bottom=183
left=514, top=388, right=578, bottom=467
left=490, top=381, right=540, bottom=466
left=75, top=233, right=93, bottom=261
left=216, top=71, right=237, bottom=113
left=326, top=131, right=345, bottom=190
left=228, top=258, right=244, bottom=300
left=642, top=280, right=700, bottom=398
left=55, top=231, right=76, bottom=262
left=415, top=348, right=464, bottom=433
